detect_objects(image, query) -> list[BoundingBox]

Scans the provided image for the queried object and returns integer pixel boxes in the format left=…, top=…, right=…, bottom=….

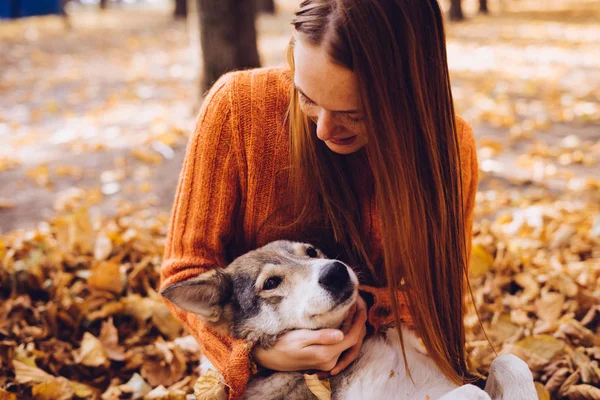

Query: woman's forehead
left=293, top=39, right=361, bottom=113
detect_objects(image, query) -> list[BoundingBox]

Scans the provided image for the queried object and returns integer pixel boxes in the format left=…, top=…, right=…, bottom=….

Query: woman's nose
left=315, top=110, right=336, bottom=141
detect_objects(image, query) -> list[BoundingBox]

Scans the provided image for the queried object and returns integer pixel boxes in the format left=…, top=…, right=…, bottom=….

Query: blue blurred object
left=0, top=0, right=17, bottom=18
left=0, top=0, right=62, bottom=19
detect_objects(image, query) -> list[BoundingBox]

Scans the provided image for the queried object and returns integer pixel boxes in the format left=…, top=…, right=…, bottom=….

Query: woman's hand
left=330, top=295, right=368, bottom=375
left=252, top=295, right=368, bottom=375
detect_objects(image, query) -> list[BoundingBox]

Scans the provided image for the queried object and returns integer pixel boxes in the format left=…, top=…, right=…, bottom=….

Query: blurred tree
left=100, top=0, right=108, bottom=9
left=194, top=0, right=261, bottom=93
left=449, top=0, right=464, bottom=21
left=174, top=0, right=187, bottom=18
left=256, top=0, right=275, bottom=14
left=60, top=0, right=71, bottom=29
left=479, top=0, right=489, bottom=14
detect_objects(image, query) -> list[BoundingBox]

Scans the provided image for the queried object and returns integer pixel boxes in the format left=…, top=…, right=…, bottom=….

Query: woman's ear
left=160, top=270, right=233, bottom=324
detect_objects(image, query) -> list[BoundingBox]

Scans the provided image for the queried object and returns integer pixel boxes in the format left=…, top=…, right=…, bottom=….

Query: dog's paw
left=484, top=354, right=537, bottom=400
left=437, top=384, right=491, bottom=400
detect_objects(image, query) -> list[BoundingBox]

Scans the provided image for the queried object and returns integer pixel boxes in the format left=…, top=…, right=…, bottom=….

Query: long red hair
left=287, top=0, right=470, bottom=384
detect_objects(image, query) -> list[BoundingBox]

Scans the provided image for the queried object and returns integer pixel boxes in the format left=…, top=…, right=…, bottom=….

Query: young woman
left=160, top=0, right=478, bottom=398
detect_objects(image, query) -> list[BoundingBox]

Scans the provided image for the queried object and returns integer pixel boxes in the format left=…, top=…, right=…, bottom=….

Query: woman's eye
left=344, top=114, right=362, bottom=125
left=262, top=276, right=283, bottom=290
left=306, top=247, right=318, bottom=258
left=298, top=93, right=316, bottom=107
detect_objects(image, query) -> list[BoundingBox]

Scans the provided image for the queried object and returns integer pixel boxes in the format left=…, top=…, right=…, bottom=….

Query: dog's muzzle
left=318, top=261, right=354, bottom=303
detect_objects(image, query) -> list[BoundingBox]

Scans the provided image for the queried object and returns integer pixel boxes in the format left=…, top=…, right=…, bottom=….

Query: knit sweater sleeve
left=160, top=73, right=253, bottom=399
left=161, top=72, right=240, bottom=284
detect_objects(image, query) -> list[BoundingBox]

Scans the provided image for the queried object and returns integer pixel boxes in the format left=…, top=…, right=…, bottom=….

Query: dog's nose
left=319, top=261, right=350, bottom=293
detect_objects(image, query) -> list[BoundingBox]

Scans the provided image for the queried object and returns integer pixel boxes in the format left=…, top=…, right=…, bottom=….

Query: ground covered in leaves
left=1, top=0, right=599, bottom=399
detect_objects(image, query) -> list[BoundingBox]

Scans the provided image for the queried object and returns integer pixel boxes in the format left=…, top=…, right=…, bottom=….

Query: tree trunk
left=174, top=0, right=187, bottom=18
left=256, top=0, right=275, bottom=14
left=196, top=0, right=261, bottom=93
left=99, top=0, right=108, bottom=10
left=60, top=0, right=71, bottom=30
left=479, top=0, right=489, bottom=14
left=449, top=0, right=464, bottom=21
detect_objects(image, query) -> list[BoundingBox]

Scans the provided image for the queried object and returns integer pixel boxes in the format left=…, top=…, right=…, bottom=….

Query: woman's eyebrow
left=295, top=84, right=360, bottom=114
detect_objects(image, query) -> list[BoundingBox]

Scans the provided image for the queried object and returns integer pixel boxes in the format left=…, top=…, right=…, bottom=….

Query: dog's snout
left=319, top=261, right=350, bottom=293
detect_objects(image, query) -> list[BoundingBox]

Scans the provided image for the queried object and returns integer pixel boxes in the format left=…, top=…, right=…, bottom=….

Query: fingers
left=340, top=303, right=357, bottom=334
left=316, top=353, right=340, bottom=372
left=297, top=295, right=369, bottom=372
left=300, top=328, right=344, bottom=347
left=341, top=294, right=366, bottom=334
left=320, top=304, right=368, bottom=356
left=252, top=343, right=285, bottom=371
left=316, top=371, right=331, bottom=379
left=354, top=295, right=367, bottom=323
left=330, top=323, right=366, bottom=375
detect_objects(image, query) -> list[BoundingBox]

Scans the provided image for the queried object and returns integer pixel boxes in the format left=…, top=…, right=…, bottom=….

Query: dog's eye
left=262, top=276, right=283, bottom=290
left=306, top=247, right=318, bottom=258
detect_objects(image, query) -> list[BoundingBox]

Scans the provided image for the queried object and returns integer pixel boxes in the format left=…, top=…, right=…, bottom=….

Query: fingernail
left=331, top=331, right=343, bottom=341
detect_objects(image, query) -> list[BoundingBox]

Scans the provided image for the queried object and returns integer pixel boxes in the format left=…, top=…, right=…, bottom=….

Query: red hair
left=287, top=0, right=470, bottom=384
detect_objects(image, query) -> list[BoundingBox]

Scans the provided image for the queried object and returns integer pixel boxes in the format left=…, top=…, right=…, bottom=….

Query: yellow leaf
left=535, top=292, right=565, bottom=322
left=54, top=208, right=95, bottom=254
left=151, top=302, right=183, bottom=340
left=88, top=261, right=123, bottom=294
left=99, top=318, right=125, bottom=361
left=0, top=388, right=17, bottom=400
left=69, top=381, right=98, bottom=398
left=94, top=230, right=113, bottom=260
left=156, top=132, right=179, bottom=146
left=194, top=370, right=227, bottom=400
left=535, top=382, right=550, bottom=400
left=304, top=374, right=331, bottom=400
left=132, top=148, right=163, bottom=165
left=73, top=332, right=109, bottom=368
left=12, top=359, right=53, bottom=384
left=513, top=335, right=566, bottom=362
left=565, top=384, right=600, bottom=400
left=13, top=345, right=37, bottom=367
left=87, top=301, right=124, bottom=321
left=0, top=199, right=15, bottom=209
left=25, top=164, right=52, bottom=187
left=143, top=385, right=186, bottom=400
left=32, top=377, right=73, bottom=400
left=139, top=181, right=153, bottom=193
left=115, top=373, right=152, bottom=399
left=490, top=314, right=520, bottom=343
left=514, top=272, right=540, bottom=302
left=123, top=294, right=155, bottom=322
left=46, top=101, right=60, bottom=114
left=470, top=245, right=494, bottom=278
left=479, top=138, right=504, bottom=155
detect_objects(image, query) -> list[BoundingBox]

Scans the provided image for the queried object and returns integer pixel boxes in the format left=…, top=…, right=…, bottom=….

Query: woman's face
left=293, top=38, right=368, bottom=155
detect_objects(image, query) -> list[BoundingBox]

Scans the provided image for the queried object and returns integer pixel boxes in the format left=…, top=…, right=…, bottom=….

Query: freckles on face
left=293, top=38, right=368, bottom=155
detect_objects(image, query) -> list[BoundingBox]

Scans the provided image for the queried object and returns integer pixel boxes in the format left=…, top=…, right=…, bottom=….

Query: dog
left=161, top=240, right=537, bottom=399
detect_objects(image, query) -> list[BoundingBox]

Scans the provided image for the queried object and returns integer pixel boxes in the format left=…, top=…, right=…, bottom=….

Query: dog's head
left=160, top=240, right=358, bottom=345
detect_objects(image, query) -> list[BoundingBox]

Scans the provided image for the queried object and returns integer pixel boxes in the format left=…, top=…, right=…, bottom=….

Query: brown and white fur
left=161, top=240, right=537, bottom=400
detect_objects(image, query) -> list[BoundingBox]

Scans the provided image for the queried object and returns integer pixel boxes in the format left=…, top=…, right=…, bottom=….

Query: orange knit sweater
left=160, top=67, right=478, bottom=399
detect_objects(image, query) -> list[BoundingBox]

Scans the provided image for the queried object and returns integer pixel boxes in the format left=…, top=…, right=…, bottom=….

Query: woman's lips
left=328, top=136, right=358, bottom=146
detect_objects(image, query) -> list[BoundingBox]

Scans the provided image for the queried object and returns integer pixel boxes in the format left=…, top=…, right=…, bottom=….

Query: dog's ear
left=160, top=270, right=233, bottom=324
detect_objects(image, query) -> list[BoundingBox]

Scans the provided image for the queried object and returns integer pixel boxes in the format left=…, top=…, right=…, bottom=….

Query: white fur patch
left=334, top=326, right=461, bottom=400
left=333, top=327, right=536, bottom=400
left=484, top=354, right=538, bottom=400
